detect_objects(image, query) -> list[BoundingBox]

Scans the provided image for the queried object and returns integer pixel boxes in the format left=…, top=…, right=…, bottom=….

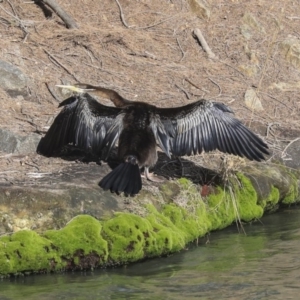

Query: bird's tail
left=99, top=162, right=142, bottom=196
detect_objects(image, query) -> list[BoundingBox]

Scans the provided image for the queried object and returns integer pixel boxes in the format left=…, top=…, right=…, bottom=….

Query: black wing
left=37, top=93, right=124, bottom=157
left=151, top=100, right=269, bottom=161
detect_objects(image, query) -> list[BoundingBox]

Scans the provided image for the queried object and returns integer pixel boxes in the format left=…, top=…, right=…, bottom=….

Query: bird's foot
left=142, top=168, right=165, bottom=183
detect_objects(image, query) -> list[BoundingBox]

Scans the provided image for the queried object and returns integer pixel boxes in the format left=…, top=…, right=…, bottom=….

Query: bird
left=37, top=84, right=269, bottom=196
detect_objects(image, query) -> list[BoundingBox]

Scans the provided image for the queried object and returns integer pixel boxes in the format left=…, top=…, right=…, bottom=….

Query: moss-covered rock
left=0, top=215, right=108, bottom=276
left=44, top=215, right=108, bottom=269
left=205, top=174, right=262, bottom=230
left=0, top=162, right=299, bottom=277
left=0, top=230, right=54, bottom=275
left=206, top=186, right=236, bottom=230
left=262, top=185, right=280, bottom=212
left=234, top=173, right=264, bottom=222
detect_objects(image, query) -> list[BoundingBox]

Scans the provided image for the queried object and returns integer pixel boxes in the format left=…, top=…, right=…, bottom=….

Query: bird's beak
left=55, top=85, right=95, bottom=93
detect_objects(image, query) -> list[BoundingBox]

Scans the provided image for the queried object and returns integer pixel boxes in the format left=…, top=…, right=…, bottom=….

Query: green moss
left=0, top=205, right=211, bottom=276
left=177, top=177, right=193, bottom=189
left=102, top=213, right=156, bottom=262
left=285, top=171, right=299, bottom=204
left=260, top=185, right=280, bottom=210
left=282, top=184, right=297, bottom=204
left=206, top=173, right=264, bottom=229
left=206, top=186, right=236, bottom=230
left=44, top=215, right=108, bottom=266
left=273, top=164, right=299, bottom=204
left=0, top=215, right=108, bottom=276
left=161, top=204, right=208, bottom=242
left=165, top=179, right=211, bottom=237
left=101, top=201, right=211, bottom=264
left=235, top=173, right=263, bottom=222
left=147, top=208, right=186, bottom=254
left=0, top=230, right=56, bottom=275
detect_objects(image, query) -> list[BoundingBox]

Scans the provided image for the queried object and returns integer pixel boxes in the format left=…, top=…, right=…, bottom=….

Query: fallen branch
left=193, top=28, right=217, bottom=59
left=39, top=0, right=79, bottom=29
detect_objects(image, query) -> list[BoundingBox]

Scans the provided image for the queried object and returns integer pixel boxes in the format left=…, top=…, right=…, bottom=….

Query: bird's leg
left=143, top=167, right=165, bottom=183
left=176, top=156, right=184, bottom=177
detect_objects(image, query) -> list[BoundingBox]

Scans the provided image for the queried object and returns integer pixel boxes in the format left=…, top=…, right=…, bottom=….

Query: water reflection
left=1, top=208, right=300, bottom=300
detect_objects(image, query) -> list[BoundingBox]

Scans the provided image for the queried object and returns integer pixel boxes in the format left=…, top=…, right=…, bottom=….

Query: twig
left=136, top=15, right=177, bottom=30
left=24, top=162, right=40, bottom=171
left=114, top=0, right=131, bottom=28
left=176, top=37, right=186, bottom=61
left=286, top=16, right=300, bottom=20
left=83, top=47, right=94, bottom=63
left=228, top=184, right=246, bottom=235
left=184, top=78, right=210, bottom=93
left=175, top=84, right=190, bottom=99
left=15, top=117, right=39, bottom=129
left=259, top=91, right=293, bottom=110
left=193, top=28, right=217, bottom=59
left=26, top=172, right=52, bottom=178
left=266, top=122, right=280, bottom=138
left=43, top=48, right=79, bottom=81
left=6, top=52, right=48, bottom=65
left=45, top=82, right=61, bottom=102
left=114, top=0, right=177, bottom=30
left=0, top=2, right=29, bottom=40
left=40, top=0, right=79, bottom=29
left=160, top=159, right=177, bottom=170
left=6, top=0, right=18, bottom=16
left=80, top=61, right=124, bottom=80
left=281, top=137, right=300, bottom=158
left=218, top=60, right=247, bottom=81
left=0, top=16, right=11, bottom=27
left=144, top=51, right=157, bottom=60
left=207, top=77, right=222, bottom=97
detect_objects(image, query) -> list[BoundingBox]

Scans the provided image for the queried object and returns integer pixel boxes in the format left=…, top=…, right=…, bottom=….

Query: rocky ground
left=0, top=0, right=300, bottom=233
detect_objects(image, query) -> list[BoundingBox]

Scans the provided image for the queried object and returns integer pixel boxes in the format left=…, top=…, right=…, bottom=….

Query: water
left=1, top=207, right=300, bottom=300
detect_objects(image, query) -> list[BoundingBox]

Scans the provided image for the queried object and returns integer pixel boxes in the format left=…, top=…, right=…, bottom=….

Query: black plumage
left=37, top=88, right=269, bottom=196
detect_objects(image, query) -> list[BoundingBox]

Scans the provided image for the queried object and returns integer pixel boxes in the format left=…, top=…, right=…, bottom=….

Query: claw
left=143, top=167, right=165, bottom=183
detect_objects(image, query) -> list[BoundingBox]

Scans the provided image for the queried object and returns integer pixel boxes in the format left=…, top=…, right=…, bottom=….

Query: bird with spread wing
left=37, top=84, right=269, bottom=196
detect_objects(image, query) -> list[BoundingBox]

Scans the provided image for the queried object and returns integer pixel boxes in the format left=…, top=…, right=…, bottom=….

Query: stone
left=280, top=35, right=300, bottom=69
left=241, top=13, right=265, bottom=40
left=0, top=128, right=41, bottom=154
left=188, top=0, right=210, bottom=20
left=0, top=60, right=28, bottom=98
left=244, top=88, right=264, bottom=111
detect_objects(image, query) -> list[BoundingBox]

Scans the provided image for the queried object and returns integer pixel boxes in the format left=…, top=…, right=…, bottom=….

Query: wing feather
left=37, top=93, right=123, bottom=157
left=150, top=99, right=269, bottom=161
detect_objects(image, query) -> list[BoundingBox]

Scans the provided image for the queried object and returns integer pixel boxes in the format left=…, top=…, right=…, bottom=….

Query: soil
left=0, top=0, right=300, bottom=184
